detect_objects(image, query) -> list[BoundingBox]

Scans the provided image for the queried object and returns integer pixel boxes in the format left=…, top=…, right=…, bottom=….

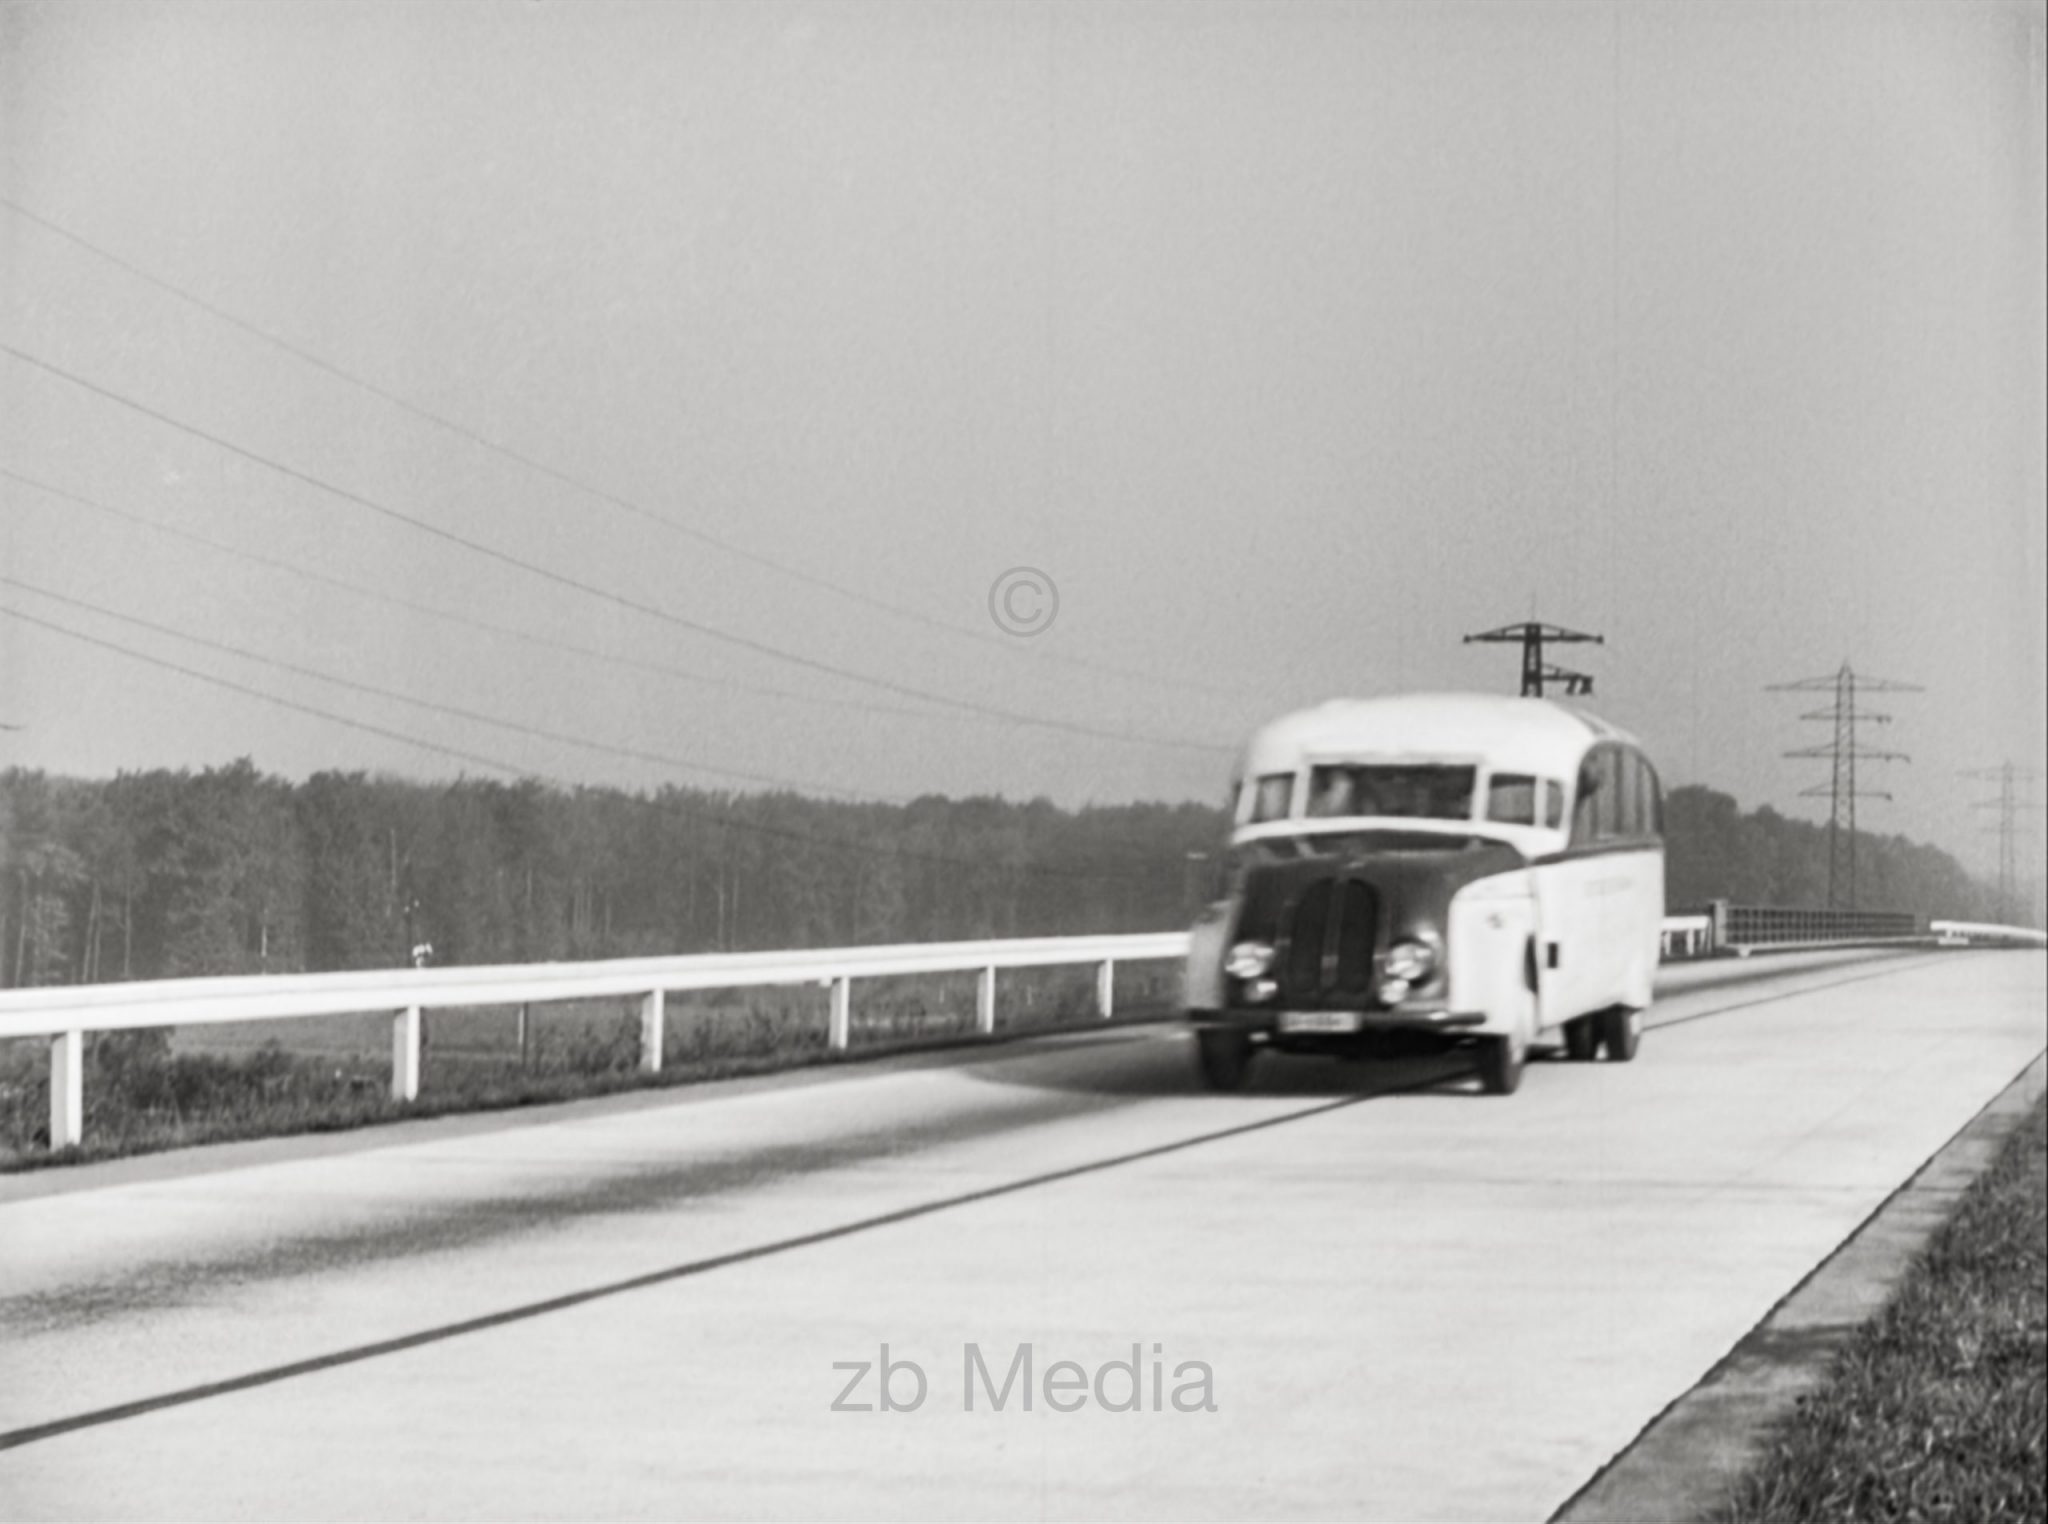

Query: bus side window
left=1543, top=779, right=1565, bottom=828
left=1615, top=751, right=1640, bottom=838
left=1249, top=773, right=1295, bottom=823
left=1593, top=748, right=1622, bottom=838
left=1571, top=760, right=1601, bottom=846
left=1486, top=773, right=1538, bottom=825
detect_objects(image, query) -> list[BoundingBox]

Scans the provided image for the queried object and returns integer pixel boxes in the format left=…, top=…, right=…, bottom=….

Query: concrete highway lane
left=1, top=948, right=2041, bottom=1520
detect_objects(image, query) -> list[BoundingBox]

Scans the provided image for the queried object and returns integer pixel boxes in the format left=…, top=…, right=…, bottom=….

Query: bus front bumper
left=1191, top=1003, right=1488, bottom=1037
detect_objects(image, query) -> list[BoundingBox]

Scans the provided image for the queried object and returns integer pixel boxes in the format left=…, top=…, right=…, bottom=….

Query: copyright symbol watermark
left=987, top=567, right=1059, bottom=638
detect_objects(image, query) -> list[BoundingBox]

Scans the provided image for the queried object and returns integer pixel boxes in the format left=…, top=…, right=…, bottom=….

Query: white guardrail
left=0, top=933, right=1189, bottom=1149
left=1659, top=915, right=1711, bottom=959
left=1929, top=920, right=2048, bottom=948
left=2, top=916, right=2038, bottom=1150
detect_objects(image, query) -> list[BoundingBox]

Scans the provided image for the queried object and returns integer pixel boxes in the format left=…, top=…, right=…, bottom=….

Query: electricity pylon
left=1768, top=663, right=1921, bottom=910
left=1463, top=622, right=1603, bottom=697
left=1960, top=763, right=2041, bottom=925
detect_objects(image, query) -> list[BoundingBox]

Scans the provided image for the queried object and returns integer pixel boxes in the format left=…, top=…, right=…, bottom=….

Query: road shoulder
left=1554, top=1046, right=2048, bottom=1523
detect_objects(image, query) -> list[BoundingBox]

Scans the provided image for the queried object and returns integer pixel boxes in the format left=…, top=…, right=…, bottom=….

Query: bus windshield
left=1305, top=764, right=1476, bottom=821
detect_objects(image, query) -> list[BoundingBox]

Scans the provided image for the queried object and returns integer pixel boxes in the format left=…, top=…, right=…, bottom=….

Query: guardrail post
left=639, top=989, right=665, bottom=1074
left=49, top=1029, right=83, bottom=1149
left=392, top=1006, right=421, bottom=1102
left=1097, top=959, right=1115, bottom=1019
left=828, top=977, right=851, bottom=1051
left=977, top=966, right=996, bottom=1035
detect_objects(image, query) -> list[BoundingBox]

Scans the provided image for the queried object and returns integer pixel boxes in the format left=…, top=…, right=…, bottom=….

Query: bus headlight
left=1225, top=940, right=1276, bottom=980
left=1384, top=939, right=1437, bottom=982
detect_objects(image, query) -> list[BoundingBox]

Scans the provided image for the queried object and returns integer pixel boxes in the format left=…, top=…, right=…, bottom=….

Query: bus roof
left=1238, top=692, right=1638, bottom=780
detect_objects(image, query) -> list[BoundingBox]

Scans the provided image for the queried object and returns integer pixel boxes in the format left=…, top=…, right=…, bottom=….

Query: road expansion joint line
left=0, top=1086, right=1394, bottom=1453
left=1644, top=955, right=1946, bottom=1034
left=0, top=952, right=1979, bottom=1457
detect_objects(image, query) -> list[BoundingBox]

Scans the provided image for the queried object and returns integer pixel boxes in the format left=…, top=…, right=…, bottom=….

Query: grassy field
left=1718, top=1096, right=2047, bottom=1523
left=0, top=962, right=1176, bottom=1171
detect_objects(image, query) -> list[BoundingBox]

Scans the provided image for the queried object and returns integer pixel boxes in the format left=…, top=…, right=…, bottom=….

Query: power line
left=0, top=340, right=1229, bottom=756
left=0, top=601, right=1168, bottom=883
left=0, top=573, right=907, bottom=802
left=1767, top=662, right=1921, bottom=910
left=0, top=465, right=1117, bottom=735
left=0, top=193, right=1249, bottom=703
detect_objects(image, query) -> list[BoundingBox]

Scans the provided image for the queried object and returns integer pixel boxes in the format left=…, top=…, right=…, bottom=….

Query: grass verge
left=1717, top=1096, right=2047, bottom=1523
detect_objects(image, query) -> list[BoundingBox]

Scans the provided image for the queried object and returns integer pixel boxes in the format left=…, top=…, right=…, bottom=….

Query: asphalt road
left=1, top=947, right=2042, bottom=1521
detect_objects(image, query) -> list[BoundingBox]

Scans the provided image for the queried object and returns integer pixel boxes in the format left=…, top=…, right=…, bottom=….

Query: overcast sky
left=2, top=0, right=2043, bottom=873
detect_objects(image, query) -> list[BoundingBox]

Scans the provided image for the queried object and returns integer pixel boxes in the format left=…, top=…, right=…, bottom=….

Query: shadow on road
left=954, top=1025, right=1486, bottom=1101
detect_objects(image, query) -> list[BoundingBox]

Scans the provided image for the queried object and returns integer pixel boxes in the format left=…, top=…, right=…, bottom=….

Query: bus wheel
left=1476, top=1033, right=1525, bottom=1095
left=1600, top=1006, right=1642, bottom=1063
left=1563, top=1016, right=1600, bottom=1061
left=1196, top=1029, right=1255, bottom=1092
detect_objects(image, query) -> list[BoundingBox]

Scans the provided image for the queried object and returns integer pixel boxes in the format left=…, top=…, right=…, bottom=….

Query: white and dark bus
left=1185, top=692, right=1665, bottom=1094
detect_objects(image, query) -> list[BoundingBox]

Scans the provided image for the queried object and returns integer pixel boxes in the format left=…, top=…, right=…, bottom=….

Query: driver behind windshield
left=1310, top=765, right=1473, bottom=820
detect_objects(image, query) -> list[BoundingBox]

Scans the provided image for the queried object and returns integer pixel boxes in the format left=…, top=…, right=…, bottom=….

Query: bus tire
left=1600, top=1006, right=1642, bottom=1063
left=1563, top=1016, right=1600, bottom=1061
left=1477, top=1033, right=1524, bottom=1095
left=1196, top=1029, right=1255, bottom=1092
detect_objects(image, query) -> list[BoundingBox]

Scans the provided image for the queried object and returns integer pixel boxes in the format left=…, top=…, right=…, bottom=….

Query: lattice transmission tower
left=1768, top=663, right=1921, bottom=910
left=1462, top=621, right=1602, bottom=697
left=1959, top=763, right=2042, bottom=925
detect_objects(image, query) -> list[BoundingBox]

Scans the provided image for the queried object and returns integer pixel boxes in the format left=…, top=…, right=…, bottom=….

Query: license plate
left=1278, top=1010, right=1363, bottom=1034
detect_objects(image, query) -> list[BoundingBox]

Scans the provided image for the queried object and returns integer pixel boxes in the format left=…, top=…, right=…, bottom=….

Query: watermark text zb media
left=832, top=1342, right=1216, bottom=1413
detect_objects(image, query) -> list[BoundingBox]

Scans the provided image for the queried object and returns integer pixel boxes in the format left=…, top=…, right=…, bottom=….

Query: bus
left=1185, top=692, right=1665, bottom=1095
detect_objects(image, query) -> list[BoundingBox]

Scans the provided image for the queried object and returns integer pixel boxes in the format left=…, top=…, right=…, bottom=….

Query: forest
left=0, top=761, right=2015, bottom=989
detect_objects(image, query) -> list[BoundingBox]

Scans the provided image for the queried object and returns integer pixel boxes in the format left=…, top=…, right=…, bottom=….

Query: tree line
left=0, top=763, right=2013, bottom=989
left=1660, top=784, right=2010, bottom=924
left=0, top=762, right=1218, bottom=986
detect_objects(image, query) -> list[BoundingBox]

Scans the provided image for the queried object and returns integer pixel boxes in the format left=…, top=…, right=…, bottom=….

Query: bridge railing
left=1702, top=902, right=1926, bottom=955
left=1679, top=903, right=2044, bottom=956
left=0, top=933, right=1190, bottom=1150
